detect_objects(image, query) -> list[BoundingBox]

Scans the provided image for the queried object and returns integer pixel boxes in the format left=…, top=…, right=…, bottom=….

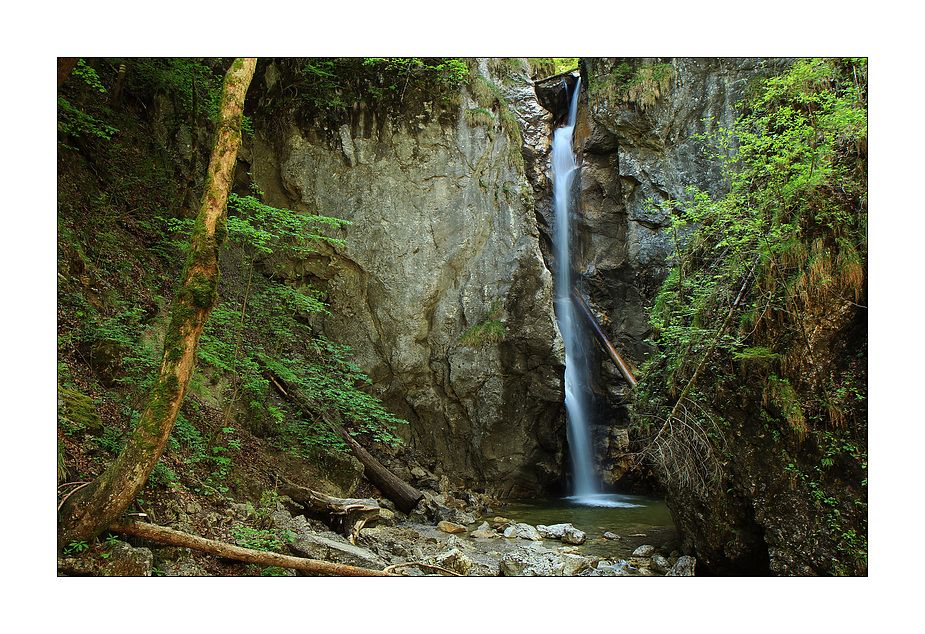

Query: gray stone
left=499, top=546, right=593, bottom=576
left=666, top=555, right=697, bottom=576
left=502, top=522, right=542, bottom=541
left=253, top=59, right=566, bottom=497
left=432, top=548, right=473, bottom=576
left=537, top=522, right=587, bottom=545
left=99, top=541, right=153, bottom=577
left=159, top=558, right=209, bottom=577
left=651, top=554, right=671, bottom=574
left=470, top=521, right=498, bottom=539
left=632, top=544, right=656, bottom=557
left=288, top=532, right=387, bottom=570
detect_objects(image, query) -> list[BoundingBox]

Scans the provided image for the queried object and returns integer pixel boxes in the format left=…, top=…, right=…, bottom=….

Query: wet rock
left=632, top=544, right=656, bottom=557
left=650, top=554, right=671, bottom=574
left=666, top=555, right=697, bottom=576
left=603, top=531, right=621, bottom=540
left=99, top=541, right=153, bottom=577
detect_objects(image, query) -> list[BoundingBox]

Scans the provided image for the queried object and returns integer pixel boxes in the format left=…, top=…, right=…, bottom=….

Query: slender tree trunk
left=57, top=57, right=79, bottom=88
left=59, top=58, right=257, bottom=546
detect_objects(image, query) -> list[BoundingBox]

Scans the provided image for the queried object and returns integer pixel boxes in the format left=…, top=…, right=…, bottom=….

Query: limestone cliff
left=568, top=57, right=867, bottom=575
left=247, top=59, right=566, bottom=496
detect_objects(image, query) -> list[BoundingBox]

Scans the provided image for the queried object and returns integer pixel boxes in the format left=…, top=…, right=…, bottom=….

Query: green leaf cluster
left=288, top=57, right=469, bottom=113
left=636, top=57, right=867, bottom=460
left=191, top=194, right=405, bottom=454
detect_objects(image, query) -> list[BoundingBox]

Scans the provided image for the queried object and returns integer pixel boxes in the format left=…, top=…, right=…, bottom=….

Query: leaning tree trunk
left=59, top=58, right=257, bottom=545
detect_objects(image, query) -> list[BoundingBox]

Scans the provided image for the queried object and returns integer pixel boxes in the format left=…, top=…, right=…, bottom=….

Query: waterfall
left=552, top=78, right=598, bottom=500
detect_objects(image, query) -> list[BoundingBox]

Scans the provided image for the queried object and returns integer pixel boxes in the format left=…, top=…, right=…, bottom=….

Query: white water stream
left=552, top=78, right=602, bottom=503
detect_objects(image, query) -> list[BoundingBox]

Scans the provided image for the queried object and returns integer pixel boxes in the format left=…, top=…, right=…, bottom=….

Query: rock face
left=249, top=59, right=565, bottom=496
left=569, top=58, right=867, bottom=575
left=537, top=58, right=789, bottom=490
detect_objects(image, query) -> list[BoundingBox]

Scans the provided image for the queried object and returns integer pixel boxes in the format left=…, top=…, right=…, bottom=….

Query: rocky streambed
left=59, top=486, right=693, bottom=577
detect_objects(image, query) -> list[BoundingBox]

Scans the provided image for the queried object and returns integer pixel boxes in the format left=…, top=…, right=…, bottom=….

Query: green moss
left=187, top=271, right=217, bottom=308
left=459, top=300, right=506, bottom=347
left=465, top=108, right=494, bottom=127
left=58, top=385, right=104, bottom=437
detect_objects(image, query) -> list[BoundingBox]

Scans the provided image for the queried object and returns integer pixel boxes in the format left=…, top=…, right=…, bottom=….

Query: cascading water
left=552, top=78, right=639, bottom=510
left=552, top=78, right=598, bottom=500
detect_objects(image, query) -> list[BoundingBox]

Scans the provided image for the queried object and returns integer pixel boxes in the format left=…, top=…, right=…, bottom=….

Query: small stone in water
left=632, top=544, right=656, bottom=557
left=603, top=532, right=621, bottom=540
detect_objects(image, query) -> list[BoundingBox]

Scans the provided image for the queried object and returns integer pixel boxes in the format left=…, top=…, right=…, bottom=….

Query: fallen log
left=276, top=477, right=380, bottom=544
left=571, top=289, right=637, bottom=389
left=264, top=369, right=424, bottom=514
left=109, top=520, right=397, bottom=577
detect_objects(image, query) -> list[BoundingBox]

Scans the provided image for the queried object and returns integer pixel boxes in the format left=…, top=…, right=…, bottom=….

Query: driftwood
left=277, top=477, right=379, bottom=544
left=264, top=369, right=424, bottom=514
left=571, top=289, right=638, bottom=389
left=109, top=520, right=397, bottom=577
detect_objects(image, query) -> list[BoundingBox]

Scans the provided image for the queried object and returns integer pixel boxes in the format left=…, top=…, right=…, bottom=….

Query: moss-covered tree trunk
left=59, top=58, right=257, bottom=546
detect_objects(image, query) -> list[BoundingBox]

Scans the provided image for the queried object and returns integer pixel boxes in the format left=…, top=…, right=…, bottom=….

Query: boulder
left=470, top=521, right=498, bottom=539
left=650, top=554, right=671, bottom=574
left=502, top=523, right=542, bottom=541
left=99, top=541, right=153, bottom=577
left=537, top=522, right=587, bottom=545
left=632, top=544, right=656, bottom=557
left=666, top=555, right=697, bottom=576
left=432, top=548, right=473, bottom=576
left=499, top=547, right=593, bottom=576
left=288, top=532, right=387, bottom=571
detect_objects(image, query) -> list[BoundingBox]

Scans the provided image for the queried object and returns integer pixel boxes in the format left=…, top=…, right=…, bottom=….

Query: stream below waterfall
left=495, top=495, right=677, bottom=561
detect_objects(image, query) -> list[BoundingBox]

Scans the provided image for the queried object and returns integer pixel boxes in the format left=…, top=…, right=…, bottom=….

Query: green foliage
left=63, top=540, right=90, bottom=555
left=527, top=58, right=579, bottom=77
left=58, top=96, right=119, bottom=141
left=554, top=58, right=580, bottom=74
left=189, top=193, right=406, bottom=454
left=124, top=58, right=224, bottom=122
left=226, top=192, right=349, bottom=257
left=286, top=57, right=468, bottom=115
left=465, top=107, right=494, bottom=127
left=459, top=299, right=505, bottom=347
left=231, top=525, right=286, bottom=552
left=634, top=58, right=867, bottom=508
left=73, top=59, right=108, bottom=93
left=590, top=60, right=675, bottom=109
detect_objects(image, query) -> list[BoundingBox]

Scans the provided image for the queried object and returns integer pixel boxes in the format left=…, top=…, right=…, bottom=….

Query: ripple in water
left=565, top=493, right=644, bottom=508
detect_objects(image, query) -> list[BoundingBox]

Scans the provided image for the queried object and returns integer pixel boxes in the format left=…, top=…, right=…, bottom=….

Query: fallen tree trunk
left=334, top=426, right=423, bottom=514
left=109, top=520, right=397, bottom=577
left=571, top=289, right=637, bottom=389
left=277, top=477, right=380, bottom=544
left=264, top=369, right=424, bottom=514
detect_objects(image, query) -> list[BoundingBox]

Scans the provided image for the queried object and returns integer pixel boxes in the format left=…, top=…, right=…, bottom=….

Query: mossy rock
left=58, top=385, right=104, bottom=437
